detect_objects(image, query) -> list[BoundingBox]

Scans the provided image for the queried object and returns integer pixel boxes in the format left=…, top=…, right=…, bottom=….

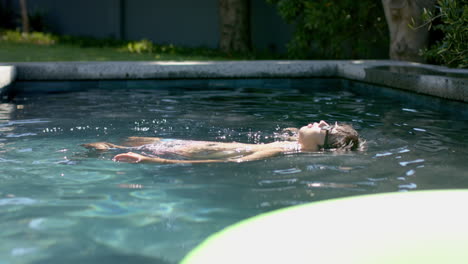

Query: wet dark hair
left=323, top=124, right=359, bottom=151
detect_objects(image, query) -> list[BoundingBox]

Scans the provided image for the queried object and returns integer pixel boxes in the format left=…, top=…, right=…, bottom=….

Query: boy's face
left=298, top=121, right=328, bottom=150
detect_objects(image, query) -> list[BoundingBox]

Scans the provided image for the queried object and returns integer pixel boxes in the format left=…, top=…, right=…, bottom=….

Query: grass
left=0, top=30, right=281, bottom=62
left=0, top=42, right=232, bottom=62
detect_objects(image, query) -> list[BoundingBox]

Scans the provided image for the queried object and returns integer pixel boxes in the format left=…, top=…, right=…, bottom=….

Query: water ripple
left=0, top=197, right=38, bottom=206
left=304, top=181, right=359, bottom=189
left=28, top=217, right=76, bottom=231
left=258, top=178, right=298, bottom=187
left=307, top=164, right=355, bottom=172
left=375, top=152, right=393, bottom=157
left=399, top=159, right=425, bottom=167
left=6, top=133, right=37, bottom=138
left=0, top=157, right=20, bottom=163
left=399, top=183, right=418, bottom=190
left=130, top=189, right=165, bottom=200
left=11, top=247, right=37, bottom=257
left=0, top=119, right=50, bottom=128
left=70, top=201, right=140, bottom=218
left=402, top=108, right=418, bottom=112
left=273, top=168, right=301, bottom=175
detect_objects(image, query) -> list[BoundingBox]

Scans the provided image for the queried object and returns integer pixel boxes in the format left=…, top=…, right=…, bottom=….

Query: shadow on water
left=31, top=245, right=173, bottom=264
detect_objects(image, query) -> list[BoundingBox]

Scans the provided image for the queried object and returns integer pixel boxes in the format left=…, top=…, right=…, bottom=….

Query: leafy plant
left=266, top=0, right=389, bottom=59
left=420, top=0, right=467, bottom=68
left=0, top=29, right=56, bottom=45
left=127, top=39, right=153, bottom=54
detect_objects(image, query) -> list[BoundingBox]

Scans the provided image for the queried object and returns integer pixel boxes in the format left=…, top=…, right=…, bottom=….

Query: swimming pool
left=1, top=78, right=467, bottom=263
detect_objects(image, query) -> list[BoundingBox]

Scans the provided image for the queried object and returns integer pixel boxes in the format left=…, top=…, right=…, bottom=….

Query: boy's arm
left=233, top=149, right=283, bottom=162
left=113, top=152, right=224, bottom=164
left=113, top=149, right=283, bottom=164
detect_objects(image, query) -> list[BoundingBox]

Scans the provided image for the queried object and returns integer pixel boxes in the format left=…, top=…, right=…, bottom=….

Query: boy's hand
left=113, top=152, right=146, bottom=163
left=113, top=152, right=168, bottom=163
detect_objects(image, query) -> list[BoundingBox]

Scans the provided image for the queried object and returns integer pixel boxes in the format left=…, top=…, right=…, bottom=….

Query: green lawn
left=0, top=42, right=235, bottom=62
left=0, top=29, right=285, bottom=62
left=0, top=30, right=281, bottom=62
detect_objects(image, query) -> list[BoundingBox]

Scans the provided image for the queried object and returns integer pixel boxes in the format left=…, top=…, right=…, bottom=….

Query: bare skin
left=82, top=121, right=332, bottom=164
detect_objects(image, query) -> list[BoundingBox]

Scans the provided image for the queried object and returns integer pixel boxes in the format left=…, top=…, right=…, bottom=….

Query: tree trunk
left=19, top=0, right=29, bottom=33
left=381, top=0, right=435, bottom=62
left=219, top=0, right=251, bottom=53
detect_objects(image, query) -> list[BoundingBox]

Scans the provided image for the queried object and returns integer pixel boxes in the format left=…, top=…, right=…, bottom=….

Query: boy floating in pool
left=82, top=121, right=360, bottom=164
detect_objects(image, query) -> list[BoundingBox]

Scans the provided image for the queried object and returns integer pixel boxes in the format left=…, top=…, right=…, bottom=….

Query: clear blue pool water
left=1, top=79, right=467, bottom=263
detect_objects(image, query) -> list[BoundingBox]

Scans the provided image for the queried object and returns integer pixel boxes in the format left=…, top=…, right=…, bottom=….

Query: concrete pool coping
left=0, top=65, right=16, bottom=96
left=1, top=60, right=467, bottom=102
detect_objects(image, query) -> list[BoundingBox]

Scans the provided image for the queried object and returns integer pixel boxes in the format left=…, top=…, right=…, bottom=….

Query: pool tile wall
left=363, top=66, right=468, bottom=102
left=1, top=61, right=467, bottom=103
left=10, top=78, right=342, bottom=95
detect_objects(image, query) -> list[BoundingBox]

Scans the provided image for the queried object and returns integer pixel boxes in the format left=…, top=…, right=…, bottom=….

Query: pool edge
left=1, top=60, right=467, bottom=102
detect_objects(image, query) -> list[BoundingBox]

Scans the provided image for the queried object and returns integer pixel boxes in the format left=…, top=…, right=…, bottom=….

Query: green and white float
left=182, top=190, right=468, bottom=264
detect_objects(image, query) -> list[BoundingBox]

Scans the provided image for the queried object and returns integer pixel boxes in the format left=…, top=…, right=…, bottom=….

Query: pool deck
left=1, top=60, right=467, bottom=102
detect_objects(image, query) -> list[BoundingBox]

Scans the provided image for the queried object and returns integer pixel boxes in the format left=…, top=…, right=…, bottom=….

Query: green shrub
left=127, top=39, right=154, bottom=54
left=0, top=30, right=56, bottom=45
left=266, top=0, right=389, bottom=59
left=421, top=0, right=467, bottom=68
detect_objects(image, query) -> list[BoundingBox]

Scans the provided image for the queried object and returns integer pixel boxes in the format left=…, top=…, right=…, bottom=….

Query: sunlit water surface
left=1, top=79, right=467, bottom=263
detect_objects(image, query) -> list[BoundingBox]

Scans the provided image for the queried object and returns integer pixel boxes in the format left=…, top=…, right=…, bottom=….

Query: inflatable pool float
left=182, top=190, right=468, bottom=264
